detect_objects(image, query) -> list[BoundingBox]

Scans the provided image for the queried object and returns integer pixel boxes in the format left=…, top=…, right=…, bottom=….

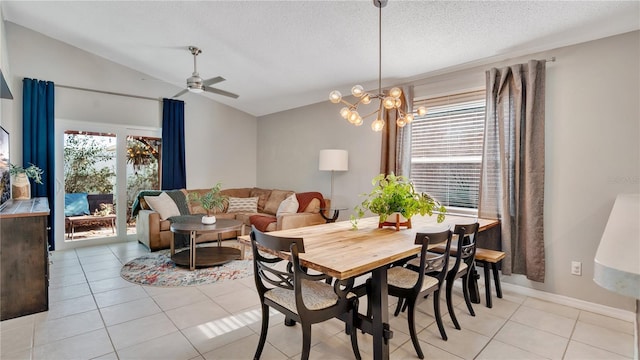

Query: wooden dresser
left=0, top=197, right=50, bottom=321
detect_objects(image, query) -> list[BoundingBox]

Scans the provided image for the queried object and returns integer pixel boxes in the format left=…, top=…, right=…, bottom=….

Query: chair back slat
left=414, top=230, right=453, bottom=287
left=452, top=223, right=480, bottom=271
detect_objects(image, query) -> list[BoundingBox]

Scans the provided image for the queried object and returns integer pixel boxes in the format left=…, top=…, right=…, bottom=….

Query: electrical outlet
left=571, top=261, right=582, bottom=276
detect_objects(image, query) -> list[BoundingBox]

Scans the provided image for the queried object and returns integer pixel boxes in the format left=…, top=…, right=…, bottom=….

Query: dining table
left=238, top=214, right=499, bottom=360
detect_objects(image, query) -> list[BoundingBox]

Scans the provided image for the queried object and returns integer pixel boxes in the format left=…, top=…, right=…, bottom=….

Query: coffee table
left=169, top=217, right=244, bottom=270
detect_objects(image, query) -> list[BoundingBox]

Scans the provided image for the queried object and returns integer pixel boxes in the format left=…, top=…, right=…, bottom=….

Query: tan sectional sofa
left=135, top=187, right=329, bottom=251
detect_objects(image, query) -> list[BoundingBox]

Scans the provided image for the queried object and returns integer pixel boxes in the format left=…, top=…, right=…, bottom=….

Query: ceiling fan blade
left=202, top=76, right=225, bottom=87
left=173, top=89, right=188, bottom=98
left=204, top=86, right=239, bottom=99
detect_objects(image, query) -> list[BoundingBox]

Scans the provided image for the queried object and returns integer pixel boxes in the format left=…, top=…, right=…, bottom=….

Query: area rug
left=121, top=247, right=253, bottom=287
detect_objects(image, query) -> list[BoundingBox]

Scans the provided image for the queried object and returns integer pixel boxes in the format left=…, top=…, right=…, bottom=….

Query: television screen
left=0, top=126, right=9, bottom=210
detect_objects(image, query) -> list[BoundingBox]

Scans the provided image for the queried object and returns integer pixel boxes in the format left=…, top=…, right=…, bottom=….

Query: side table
left=170, top=217, right=245, bottom=271
left=319, top=207, right=348, bottom=223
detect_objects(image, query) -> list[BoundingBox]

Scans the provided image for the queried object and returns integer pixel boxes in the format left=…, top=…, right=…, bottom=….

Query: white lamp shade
left=319, top=149, right=348, bottom=171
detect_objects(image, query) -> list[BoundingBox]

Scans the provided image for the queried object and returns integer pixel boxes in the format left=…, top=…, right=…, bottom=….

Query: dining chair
left=406, top=222, right=479, bottom=331
left=250, top=226, right=361, bottom=360
left=380, top=229, right=453, bottom=359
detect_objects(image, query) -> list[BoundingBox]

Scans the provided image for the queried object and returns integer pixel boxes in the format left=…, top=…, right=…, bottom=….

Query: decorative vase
left=379, top=212, right=412, bottom=231
left=201, top=215, right=217, bottom=225
left=12, top=173, right=31, bottom=200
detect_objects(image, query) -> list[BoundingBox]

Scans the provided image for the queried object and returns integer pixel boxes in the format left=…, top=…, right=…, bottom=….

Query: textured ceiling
left=2, top=1, right=639, bottom=116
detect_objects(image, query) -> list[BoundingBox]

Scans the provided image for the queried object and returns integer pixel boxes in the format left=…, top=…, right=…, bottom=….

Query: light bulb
left=383, top=96, right=396, bottom=109
left=405, top=113, right=414, bottom=124
left=351, top=85, right=364, bottom=98
left=329, top=90, right=342, bottom=104
left=348, top=110, right=360, bottom=124
left=371, top=118, right=385, bottom=132
left=395, top=98, right=402, bottom=107
left=354, top=116, right=363, bottom=126
left=417, top=106, right=427, bottom=116
left=389, top=87, right=402, bottom=99
left=361, top=94, right=372, bottom=105
left=340, top=107, right=350, bottom=119
left=397, top=117, right=407, bottom=127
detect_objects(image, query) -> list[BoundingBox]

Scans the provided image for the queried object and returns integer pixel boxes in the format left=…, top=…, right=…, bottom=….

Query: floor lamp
left=319, top=149, right=348, bottom=203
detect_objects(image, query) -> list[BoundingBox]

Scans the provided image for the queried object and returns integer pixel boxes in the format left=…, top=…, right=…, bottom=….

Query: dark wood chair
left=408, top=223, right=479, bottom=331
left=381, top=229, right=453, bottom=359
left=250, top=226, right=361, bottom=360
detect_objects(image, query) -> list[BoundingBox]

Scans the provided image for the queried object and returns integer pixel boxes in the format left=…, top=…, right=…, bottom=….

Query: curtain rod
left=56, top=84, right=162, bottom=102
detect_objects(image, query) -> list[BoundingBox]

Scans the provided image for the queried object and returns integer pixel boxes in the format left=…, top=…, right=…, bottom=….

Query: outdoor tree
left=64, top=134, right=115, bottom=194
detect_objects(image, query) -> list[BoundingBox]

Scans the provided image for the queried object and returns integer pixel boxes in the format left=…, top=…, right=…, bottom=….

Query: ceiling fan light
left=188, top=87, right=204, bottom=93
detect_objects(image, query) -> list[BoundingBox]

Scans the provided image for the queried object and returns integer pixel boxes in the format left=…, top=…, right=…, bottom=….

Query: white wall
left=257, top=31, right=640, bottom=312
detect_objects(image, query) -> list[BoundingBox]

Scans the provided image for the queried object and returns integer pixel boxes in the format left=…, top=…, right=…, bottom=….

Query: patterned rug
left=121, top=246, right=253, bottom=287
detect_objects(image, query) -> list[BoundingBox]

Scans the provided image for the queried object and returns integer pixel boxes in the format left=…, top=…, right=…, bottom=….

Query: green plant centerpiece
left=188, top=182, right=227, bottom=224
left=351, top=173, right=446, bottom=230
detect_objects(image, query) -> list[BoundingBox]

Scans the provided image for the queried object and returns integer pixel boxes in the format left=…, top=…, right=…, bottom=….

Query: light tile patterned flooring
left=0, top=241, right=634, bottom=360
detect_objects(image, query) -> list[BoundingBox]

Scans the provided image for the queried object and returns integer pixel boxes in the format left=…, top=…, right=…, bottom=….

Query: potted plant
left=351, top=173, right=446, bottom=230
left=9, top=163, right=43, bottom=200
left=188, top=182, right=227, bottom=224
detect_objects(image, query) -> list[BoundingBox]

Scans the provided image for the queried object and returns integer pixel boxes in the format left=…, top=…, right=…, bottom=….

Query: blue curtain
left=161, top=98, right=186, bottom=190
left=23, top=78, right=55, bottom=250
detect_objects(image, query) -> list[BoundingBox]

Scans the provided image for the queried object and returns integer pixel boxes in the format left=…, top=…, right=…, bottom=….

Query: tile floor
left=0, top=241, right=635, bottom=360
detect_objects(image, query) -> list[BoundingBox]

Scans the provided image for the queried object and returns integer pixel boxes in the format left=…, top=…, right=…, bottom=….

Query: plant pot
left=12, top=173, right=31, bottom=200
left=379, top=212, right=412, bottom=231
left=201, top=215, right=217, bottom=225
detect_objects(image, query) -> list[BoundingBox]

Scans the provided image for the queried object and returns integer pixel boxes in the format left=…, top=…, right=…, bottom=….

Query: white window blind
left=410, top=90, right=485, bottom=210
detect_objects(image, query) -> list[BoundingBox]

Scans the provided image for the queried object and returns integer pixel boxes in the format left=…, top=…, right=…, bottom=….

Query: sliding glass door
left=55, top=119, right=160, bottom=251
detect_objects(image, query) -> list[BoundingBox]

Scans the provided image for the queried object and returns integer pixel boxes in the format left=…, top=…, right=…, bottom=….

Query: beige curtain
left=381, top=86, right=412, bottom=176
left=478, top=60, right=546, bottom=282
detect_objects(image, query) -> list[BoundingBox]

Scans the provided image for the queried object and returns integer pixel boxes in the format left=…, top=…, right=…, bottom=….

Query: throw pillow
left=276, top=194, right=299, bottom=217
left=227, top=197, right=259, bottom=213
left=144, top=192, right=180, bottom=220
left=64, top=193, right=90, bottom=217
left=249, top=188, right=272, bottom=212
left=264, top=189, right=294, bottom=215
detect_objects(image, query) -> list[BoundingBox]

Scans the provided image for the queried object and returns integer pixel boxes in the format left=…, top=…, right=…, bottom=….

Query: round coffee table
left=170, top=217, right=244, bottom=270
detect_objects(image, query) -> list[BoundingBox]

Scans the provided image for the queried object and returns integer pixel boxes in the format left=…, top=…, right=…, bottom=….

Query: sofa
left=134, top=187, right=329, bottom=251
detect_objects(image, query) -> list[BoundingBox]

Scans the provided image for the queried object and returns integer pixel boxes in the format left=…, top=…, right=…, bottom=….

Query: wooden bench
left=65, top=194, right=115, bottom=240
left=430, top=244, right=506, bottom=308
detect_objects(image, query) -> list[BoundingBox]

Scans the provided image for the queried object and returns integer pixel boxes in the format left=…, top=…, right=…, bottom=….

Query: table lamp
left=319, top=149, right=348, bottom=203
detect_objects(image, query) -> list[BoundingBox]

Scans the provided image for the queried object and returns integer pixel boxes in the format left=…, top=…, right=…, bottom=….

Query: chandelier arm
left=362, top=109, right=381, bottom=120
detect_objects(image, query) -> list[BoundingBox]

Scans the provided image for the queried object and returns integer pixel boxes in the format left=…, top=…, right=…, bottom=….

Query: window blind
left=410, top=90, right=485, bottom=210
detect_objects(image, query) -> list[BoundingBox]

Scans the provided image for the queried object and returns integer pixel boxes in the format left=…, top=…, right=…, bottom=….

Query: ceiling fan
left=173, top=46, right=239, bottom=99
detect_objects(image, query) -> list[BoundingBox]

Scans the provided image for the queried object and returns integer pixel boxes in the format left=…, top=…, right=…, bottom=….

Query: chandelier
left=329, top=0, right=426, bottom=132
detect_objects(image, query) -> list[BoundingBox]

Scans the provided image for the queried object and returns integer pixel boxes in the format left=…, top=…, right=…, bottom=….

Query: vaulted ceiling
left=2, top=1, right=638, bottom=116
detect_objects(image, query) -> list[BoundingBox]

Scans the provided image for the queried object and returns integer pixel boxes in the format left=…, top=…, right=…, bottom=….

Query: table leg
left=239, top=225, right=246, bottom=260
left=370, top=267, right=391, bottom=360
left=190, top=230, right=196, bottom=271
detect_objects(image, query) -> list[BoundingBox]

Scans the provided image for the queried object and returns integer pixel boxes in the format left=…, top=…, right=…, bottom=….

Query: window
left=410, top=90, right=485, bottom=212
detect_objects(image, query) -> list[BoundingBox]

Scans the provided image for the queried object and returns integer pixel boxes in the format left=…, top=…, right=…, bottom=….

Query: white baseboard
left=494, top=280, right=636, bottom=322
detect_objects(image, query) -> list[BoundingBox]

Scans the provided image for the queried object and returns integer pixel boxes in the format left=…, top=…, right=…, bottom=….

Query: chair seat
left=388, top=266, right=439, bottom=291
left=265, top=279, right=350, bottom=312
left=407, top=255, right=468, bottom=274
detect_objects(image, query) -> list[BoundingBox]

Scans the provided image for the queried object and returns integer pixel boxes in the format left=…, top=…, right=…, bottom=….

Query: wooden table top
left=239, top=215, right=499, bottom=280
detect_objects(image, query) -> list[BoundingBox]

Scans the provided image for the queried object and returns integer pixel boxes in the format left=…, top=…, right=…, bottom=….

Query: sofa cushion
left=145, top=192, right=180, bottom=220
left=236, top=212, right=270, bottom=227
left=159, top=219, right=171, bottom=232
left=227, top=197, right=259, bottom=213
left=277, top=194, right=299, bottom=217
left=220, top=188, right=252, bottom=198
left=303, top=198, right=321, bottom=213
left=250, top=188, right=272, bottom=212
left=264, top=189, right=295, bottom=215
